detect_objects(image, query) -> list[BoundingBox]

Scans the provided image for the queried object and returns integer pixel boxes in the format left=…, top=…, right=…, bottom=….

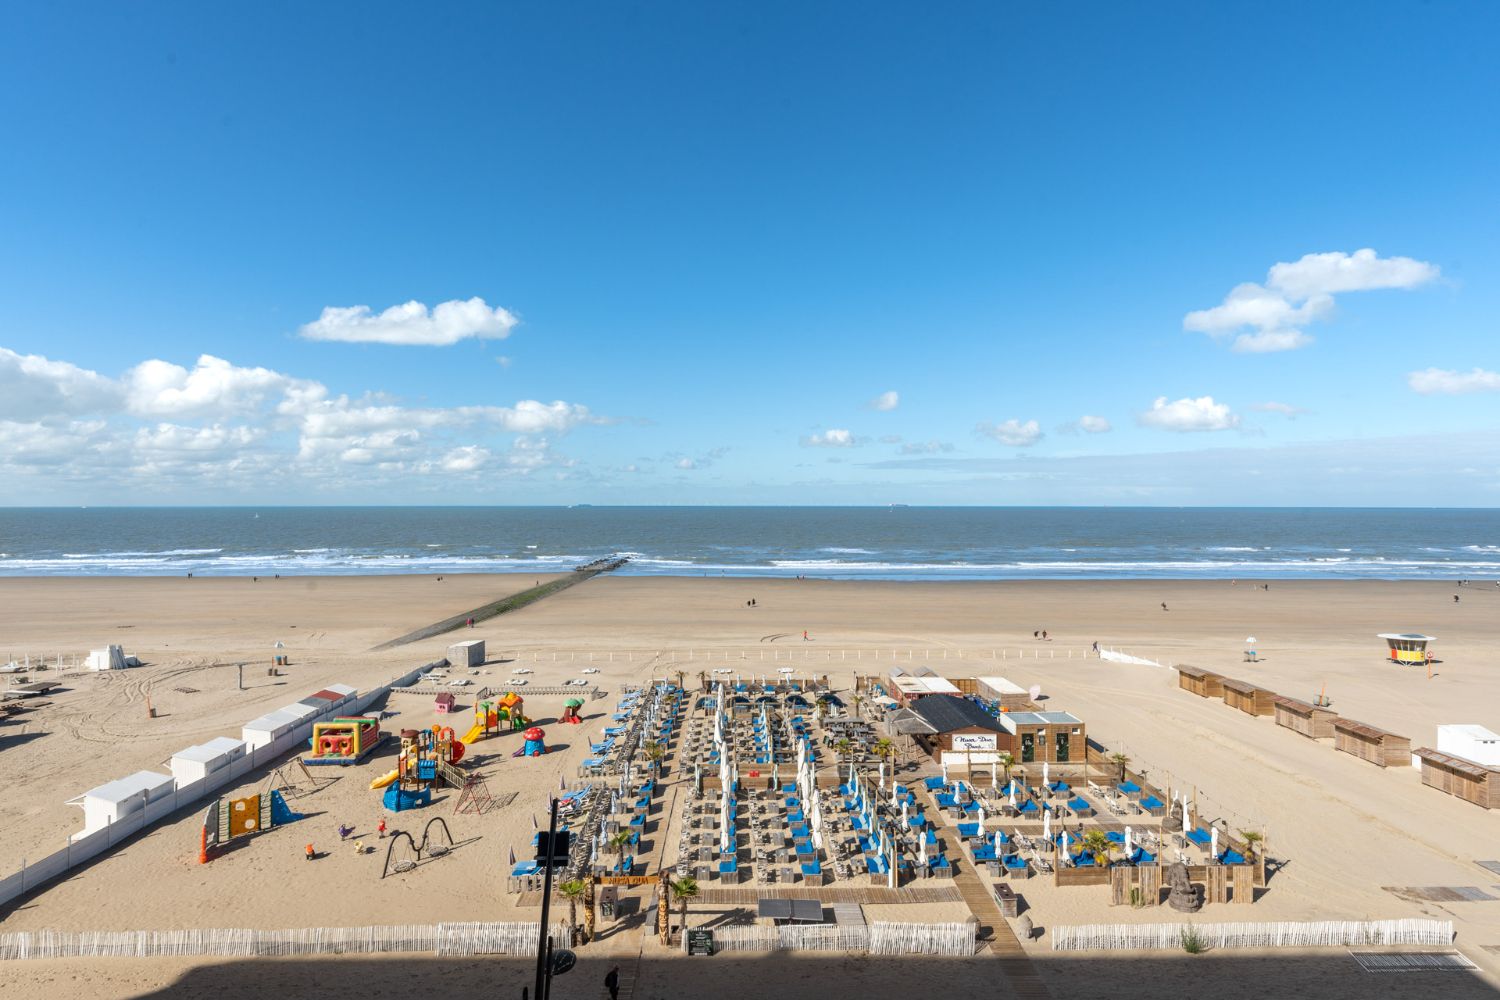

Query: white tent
left=86, top=645, right=127, bottom=671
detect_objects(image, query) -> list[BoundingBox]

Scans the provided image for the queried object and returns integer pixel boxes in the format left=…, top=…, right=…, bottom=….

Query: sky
left=1, top=1, right=1497, bottom=506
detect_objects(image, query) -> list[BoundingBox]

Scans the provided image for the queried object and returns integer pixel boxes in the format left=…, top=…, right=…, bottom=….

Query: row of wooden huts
left=1175, top=664, right=1500, bottom=809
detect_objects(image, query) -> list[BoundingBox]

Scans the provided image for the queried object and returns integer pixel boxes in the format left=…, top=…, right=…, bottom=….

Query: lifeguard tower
left=1378, top=633, right=1435, bottom=665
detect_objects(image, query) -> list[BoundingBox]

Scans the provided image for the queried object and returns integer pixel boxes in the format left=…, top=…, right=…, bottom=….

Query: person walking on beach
left=1161, top=602, right=1168, bottom=611
left=802, top=630, right=809, bottom=641
left=604, top=964, right=620, bottom=1000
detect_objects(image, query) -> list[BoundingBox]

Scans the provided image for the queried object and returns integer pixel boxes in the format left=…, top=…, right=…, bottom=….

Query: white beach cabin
left=241, top=708, right=305, bottom=750
left=1436, top=725, right=1500, bottom=767
left=170, top=736, right=248, bottom=786
left=67, top=770, right=175, bottom=841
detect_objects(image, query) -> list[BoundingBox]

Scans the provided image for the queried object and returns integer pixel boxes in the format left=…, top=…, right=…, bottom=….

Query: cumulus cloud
left=0, top=347, right=120, bottom=419
left=977, top=419, right=1043, bottom=447
left=1250, top=401, right=1306, bottom=417
left=1407, top=367, right=1500, bottom=395
left=1138, top=395, right=1239, bottom=432
left=0, top=343, right=607, bottom=491
left=1185, top=249, right=1438, bottom=353
left=676, top=457, right=697, bottom=469
left=802, top=429, right=858, bottom=447
left=298, top=297, right=519, bottom=346
left=866, top=390, right=899, bottom=412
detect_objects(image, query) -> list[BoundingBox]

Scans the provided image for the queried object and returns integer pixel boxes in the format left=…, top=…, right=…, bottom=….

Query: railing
left=700, top=921, right=974, bottom=956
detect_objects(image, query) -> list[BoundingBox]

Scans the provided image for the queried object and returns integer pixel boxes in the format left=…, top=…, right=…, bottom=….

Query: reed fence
left=1050, top=919, right=1454, bottom=952
left=0, top=923, right=569, bottom=961
left=697, top=920, right=974, bottom=956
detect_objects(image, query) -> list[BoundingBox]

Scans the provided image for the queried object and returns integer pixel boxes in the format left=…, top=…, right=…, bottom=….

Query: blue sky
left=1, top=2, right=1497, bottom=505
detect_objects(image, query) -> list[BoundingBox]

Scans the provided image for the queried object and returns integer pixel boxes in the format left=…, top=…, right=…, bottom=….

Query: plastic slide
left=369, top=769, right=399, bottom=789
left=460, top=723, right=485, bottom=745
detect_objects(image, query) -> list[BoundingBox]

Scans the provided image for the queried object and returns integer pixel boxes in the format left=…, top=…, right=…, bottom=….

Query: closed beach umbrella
left=1042, top=808, right=1051, bottom=842
left=901, top=800, right=910, bottom=829
left=941, top=760, right=949, bottom=784
left=1211, top=825, right=1219, bottom=861
left=1182, top=799, right=1191, bottom=838
left=993, top=829, right=1002, bottom=855
left=1008, top=783, right=1018, bottom=810
left=1042, top=761, right=1049, bottom=788
left=919, top=828, right=928, bottom=866
left=990, top=759, right=998, bottom=786
left=977, top=805, right=986, bottom=831
left=1124, top=826, right=1134, bottom=859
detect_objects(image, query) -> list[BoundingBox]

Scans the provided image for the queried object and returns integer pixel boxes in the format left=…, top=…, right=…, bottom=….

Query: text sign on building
left=951, top=734, right=997, bottom=751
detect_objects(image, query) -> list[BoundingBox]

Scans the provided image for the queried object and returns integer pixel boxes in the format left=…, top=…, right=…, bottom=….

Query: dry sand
left=1, top=574, right=1498, bottom=999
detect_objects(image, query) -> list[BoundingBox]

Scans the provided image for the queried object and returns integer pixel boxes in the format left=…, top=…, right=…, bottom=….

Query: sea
left=0, top=506, right=1496, bottom=580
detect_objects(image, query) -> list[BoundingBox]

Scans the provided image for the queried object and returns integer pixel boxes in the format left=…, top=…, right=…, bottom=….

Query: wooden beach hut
left=1333, top=718, right=1411, bottom=768
left=1414, top=748, right=1500, bottom=809
left=1272, top=696, right=1338, bottom=740
left=1221, top=678, right=1276, bottom=717
left=1176, top=665, right=1224, bottom=699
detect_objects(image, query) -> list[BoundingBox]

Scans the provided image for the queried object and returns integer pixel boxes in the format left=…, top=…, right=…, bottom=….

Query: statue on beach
left=1165, top=861, right=1202, bottom=912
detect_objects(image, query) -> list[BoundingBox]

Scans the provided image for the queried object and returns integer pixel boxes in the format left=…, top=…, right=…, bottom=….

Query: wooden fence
left=1050, top=919, right=1453, bottom=952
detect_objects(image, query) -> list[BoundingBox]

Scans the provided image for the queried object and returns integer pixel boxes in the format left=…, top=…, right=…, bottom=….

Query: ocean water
left=0, top=507, right=1496, bottom=580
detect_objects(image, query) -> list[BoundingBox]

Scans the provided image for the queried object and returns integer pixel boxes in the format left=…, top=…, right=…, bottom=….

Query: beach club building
left=888, top=672, right=963, bottom=708
left=889, top=697, right=1087, bottom=767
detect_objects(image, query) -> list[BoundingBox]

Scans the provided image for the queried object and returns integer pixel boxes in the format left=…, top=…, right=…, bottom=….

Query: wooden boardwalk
left=923, top=787, right=1053, bottom=999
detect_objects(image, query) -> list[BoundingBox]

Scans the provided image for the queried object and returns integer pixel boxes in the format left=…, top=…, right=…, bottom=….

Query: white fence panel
left=1050, top=919, right=1455, bottom=952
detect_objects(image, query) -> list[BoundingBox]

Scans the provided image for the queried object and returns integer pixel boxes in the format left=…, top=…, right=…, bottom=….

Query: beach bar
left=998, top=711, right=1086, bottom=765
left=1272, top=696, right=1338, bottom=740
left=1414, top=747, right=1500, bottom=809
left=1176, top=665, right=1224, bottom=699
left=1377, top=633, right=1435, bottom=665
left=1333, top=718, right=1412, bottom=768
left=1220, top=677, right=1276, bottom=717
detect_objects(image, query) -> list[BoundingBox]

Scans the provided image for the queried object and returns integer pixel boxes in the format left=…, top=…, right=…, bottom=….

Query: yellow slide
left=460, top=723, right=485, bottom=745
left=369, top=769, right=399, bottom=789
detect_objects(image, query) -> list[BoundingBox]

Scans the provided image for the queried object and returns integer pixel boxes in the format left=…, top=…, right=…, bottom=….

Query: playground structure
left=461, top=691, right=527, bottom=744
left=199, top=789, right=301, bottom=863
left=513, top=725, right=550, bottom=757
left=371, top=726, right=468, bottom=812
left=1378, top=633, right=1436, bottom=665
left=305, top=716, right=386, bottom=766
left=560, top=697, right=585, bottom=725
left=381, top=816, right=464, bottom=878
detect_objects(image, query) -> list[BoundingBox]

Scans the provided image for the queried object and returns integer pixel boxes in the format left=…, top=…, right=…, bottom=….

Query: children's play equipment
left=560, top=697, right=585, bottom=725
left=1377, top=633, right=1435, bottom=665
left=381, top=817, right=461, bottom=878
left=305, top=716, right=386, bottom=765
left=461, top=691, right=527, bottom=744
left=199, top=789, right=302, bottom=863
left=513, top=725, right=550, bottom=757
left=373, top=725, right=468, bottom=812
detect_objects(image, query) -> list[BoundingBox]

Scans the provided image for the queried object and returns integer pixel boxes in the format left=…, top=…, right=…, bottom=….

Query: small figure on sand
left=467, top=617, right=475, bottom=628
left=1454, top=594, right=1460, bottom=603
left=305, top=843, right=316, bottom=861
left=605, top=965, right=620, bottom=1000
left=354, top=840, right=366, bottom=854
left=1161, top=602, right=1168, bottom=612
left=802, top=630, right=809, bottom=641
left=338, top=823, right=354, bottom=841
left=1092, top=641, right=1099, bottom=654
left=378, top=819, right=387, bottom=839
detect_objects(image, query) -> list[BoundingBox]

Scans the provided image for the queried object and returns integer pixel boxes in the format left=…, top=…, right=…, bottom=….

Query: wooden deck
left=695, top=884, right=962, bottom=904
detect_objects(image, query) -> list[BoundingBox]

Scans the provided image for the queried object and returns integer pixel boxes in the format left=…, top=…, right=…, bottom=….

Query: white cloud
left=1138, top=395, right=1239, bottom=432
left=441, top=445, right=493, bottom=472
left=1408, top=367, right=1500, bottom=395
left=298, top=297, right=519, bottom=346
left=1266, top=249, right=1440, bottom=299
left=977, top=419, right=1043, bottom=447
left=1250, top=401, right=1306, bottom=417
left=676, top=457, right=697, bottom=469
left=0, top=347, right=120, bottom=419
left=124, top=355, right=307, bottom=418
left=867, top=390, right=899, bottom=412
left=1077, top=415, right=1111, bottom=433
left=135, top=422, right=263, bottom=454
left=1185, top=249, right=1438, bottom=353
left=802, top=428, right=857, bottom=448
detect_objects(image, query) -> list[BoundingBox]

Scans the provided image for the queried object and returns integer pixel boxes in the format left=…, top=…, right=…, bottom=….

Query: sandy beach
left=2, top=573, right=1498, bottom=998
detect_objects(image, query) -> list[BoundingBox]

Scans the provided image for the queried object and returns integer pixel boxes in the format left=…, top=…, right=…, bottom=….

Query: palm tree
left=1109, top=751, right=1131, bottom=783
left=1238, top=829, right=1264, bottom=857
left=813, top=700, right=827, bottom=723
left=873, top=737, right=893, bottom=764
left=851, top=692, right=864, bottom=719
left=609, top=829, right=633, bottom=873
left=835, top=737, right=852, bottom=764
left=669, top=875, right=699, bottom=939
left=996, top=751, right=1014, bottom=785
left=644, top=740, right=664, bottom=772
left=558, top=879, right=587, bottom=944
left=1080, top=829, right=1113, bottom=868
